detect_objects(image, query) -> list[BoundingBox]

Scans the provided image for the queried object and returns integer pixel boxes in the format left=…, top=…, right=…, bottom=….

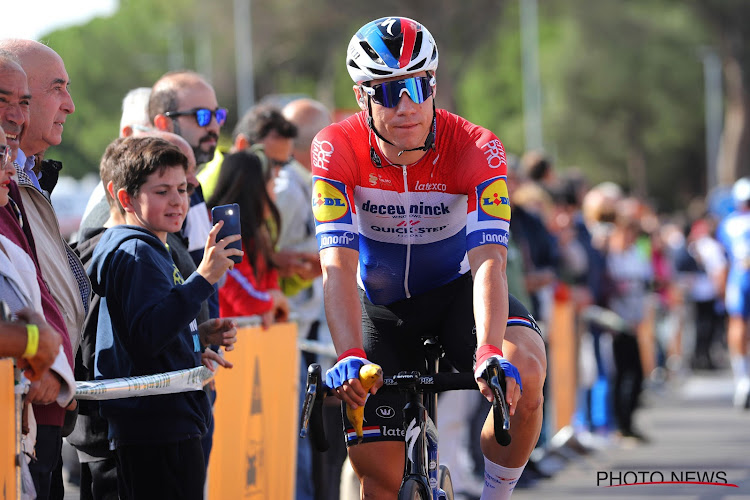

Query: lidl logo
left=312, top=178, right=351, bottom=223
left=477, top=177, right=511, bottom=221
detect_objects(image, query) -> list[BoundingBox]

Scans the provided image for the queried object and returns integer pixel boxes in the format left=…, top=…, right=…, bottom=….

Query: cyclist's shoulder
left=436, top=110, right=507, bottom=177
left=313, top=112, right=369, bottom=178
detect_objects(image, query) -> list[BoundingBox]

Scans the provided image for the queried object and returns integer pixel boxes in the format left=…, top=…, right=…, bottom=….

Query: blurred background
left=6, top=0, right=750, bottom=235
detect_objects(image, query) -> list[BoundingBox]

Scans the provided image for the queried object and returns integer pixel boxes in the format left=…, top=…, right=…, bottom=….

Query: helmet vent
left=412, top=32, right=423, bottom=61
left=406, top=59, right=426, bottom=72
left=367, top=67, right=392, bottom=76
left=360, top=42, right=384, bottom=65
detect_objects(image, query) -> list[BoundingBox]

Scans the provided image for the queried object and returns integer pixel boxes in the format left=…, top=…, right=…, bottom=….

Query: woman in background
left=207, top=149, right=289, bottom=326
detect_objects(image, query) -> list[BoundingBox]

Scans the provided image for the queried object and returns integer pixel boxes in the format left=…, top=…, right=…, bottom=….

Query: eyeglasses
left=269, top=156, right=293, bottom=169
left=165, top=107, right=228, bottom=127
left=362, top=76, right=435, bottom=108
left=0, top=145, right=11, bottom=169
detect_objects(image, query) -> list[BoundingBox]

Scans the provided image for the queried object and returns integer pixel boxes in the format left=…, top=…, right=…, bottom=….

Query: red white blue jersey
left=311, top=109, right=510, bottom=305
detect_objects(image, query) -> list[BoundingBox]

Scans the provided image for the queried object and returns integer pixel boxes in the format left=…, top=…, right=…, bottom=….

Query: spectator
left=0, top=126, right=61, bottom=381
left=89, top=136, right=239, bottom=499
left=605, top=197, right=652, bottom=440
left=206, top=149, right=289, bottom=326
left=70, top=131, right=220, bottom=499
left=0, top=39, right=90, bottom=500
left=199, top=103, right=297, bottom=199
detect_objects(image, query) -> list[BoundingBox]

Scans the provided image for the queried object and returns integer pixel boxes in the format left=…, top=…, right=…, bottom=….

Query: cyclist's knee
left=503, top=326, right=547, bottom=406
left=348, top=441, right=404, bottom=497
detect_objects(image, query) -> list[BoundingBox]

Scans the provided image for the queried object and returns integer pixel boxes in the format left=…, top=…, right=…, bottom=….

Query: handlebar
left=299, top=358, right=512, bottom=450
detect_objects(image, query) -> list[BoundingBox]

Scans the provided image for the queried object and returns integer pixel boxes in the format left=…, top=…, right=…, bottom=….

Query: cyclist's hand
left=325, top=351, right=371, bottom=409
left=474, top=345, right=522, bottom=415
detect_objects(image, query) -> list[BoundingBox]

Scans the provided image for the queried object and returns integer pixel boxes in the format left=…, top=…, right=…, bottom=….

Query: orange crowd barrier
left=549, top=285, right=578, bottom=433
left=0, top=359, right=16, bottom=500
left=207, top=321, right=299, bottom=500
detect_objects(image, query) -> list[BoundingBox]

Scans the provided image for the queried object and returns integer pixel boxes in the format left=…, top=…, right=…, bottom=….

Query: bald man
left=0, top=38, right=89, bottom=500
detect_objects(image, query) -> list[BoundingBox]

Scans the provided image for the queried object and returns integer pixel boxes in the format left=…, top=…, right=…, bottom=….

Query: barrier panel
left=0, top=359, right=16, bottom=500
left=549, top=285, right=577, bottom=433
left=207, top=320, right=299, bottom=500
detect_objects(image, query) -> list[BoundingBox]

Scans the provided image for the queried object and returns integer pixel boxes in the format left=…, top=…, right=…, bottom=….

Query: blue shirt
left=15, top=149, right=42, bottom=192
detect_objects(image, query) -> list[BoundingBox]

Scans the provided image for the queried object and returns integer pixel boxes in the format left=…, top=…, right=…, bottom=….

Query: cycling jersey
left=717, top=210, right=750, bottom=317
left=311, top=109, right=510, bottom=305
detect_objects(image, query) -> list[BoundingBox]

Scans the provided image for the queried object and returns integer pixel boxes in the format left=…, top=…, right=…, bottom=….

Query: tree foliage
left=35, top=0, right=748, bottom=211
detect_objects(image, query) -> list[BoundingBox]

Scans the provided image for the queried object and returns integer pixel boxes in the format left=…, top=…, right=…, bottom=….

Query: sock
left=480, top=457, right=526, bottom=500
left=730, top=355, right=748, bottom=383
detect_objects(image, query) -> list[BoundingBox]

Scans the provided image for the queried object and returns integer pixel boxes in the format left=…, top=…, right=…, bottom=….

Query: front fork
left=402, top=395, right=432, bottom=496
left=402, top=396, right=444, bottom=499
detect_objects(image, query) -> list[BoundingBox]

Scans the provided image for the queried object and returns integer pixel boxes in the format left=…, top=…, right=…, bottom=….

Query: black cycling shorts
left=341, top=272, right=541, bottom=446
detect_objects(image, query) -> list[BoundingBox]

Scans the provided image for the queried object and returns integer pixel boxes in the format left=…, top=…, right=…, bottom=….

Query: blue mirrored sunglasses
left=363, top=76, right=435, bottom=108
left=165, top=107, right=228, bottom=127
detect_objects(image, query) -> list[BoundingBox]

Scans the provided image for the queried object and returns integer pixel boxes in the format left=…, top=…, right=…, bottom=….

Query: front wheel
left=438, top=464, right=454, bottom=500
left=398, top=478, right=430, bottom=500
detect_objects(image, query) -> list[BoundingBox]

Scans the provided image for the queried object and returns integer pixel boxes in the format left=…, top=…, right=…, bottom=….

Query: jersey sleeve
left=311, top=124, right=359, bottom=251
left=464, top=131, right=511, bottom=250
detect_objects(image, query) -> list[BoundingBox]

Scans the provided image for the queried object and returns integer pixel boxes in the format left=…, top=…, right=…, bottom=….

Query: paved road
left=513, top=370, right=750, bottom=500
left=63, top=370, right=748, bottom=499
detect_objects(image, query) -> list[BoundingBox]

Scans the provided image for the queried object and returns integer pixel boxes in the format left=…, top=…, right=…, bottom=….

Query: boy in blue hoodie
left=88, top=136, right=242, bottom=500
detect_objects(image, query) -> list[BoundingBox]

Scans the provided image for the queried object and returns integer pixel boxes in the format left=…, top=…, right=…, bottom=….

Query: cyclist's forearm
left=470, top=245, right=509, bottom=349
left=320, top=247, right=364, bottom=355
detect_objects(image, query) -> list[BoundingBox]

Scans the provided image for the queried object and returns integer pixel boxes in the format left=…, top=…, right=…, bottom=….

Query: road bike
left=300, top=337, right=511, bottom=500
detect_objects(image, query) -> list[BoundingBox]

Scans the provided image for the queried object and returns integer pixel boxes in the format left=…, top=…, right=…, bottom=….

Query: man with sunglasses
left=312, top=17, right=546, bottom=500
left=149, top=71, right=222, bottom=292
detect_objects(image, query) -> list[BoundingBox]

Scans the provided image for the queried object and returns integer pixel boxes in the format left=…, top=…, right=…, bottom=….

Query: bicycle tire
left=438, top=464, right=454, bottom=500
left=398, top=478, right=430, bottom=500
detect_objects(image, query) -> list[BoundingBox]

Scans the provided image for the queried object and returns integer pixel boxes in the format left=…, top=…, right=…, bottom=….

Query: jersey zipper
left=402, top=165, right=411, bottom=299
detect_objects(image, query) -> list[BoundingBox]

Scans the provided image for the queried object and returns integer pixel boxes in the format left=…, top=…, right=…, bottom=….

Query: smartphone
left=211, top=203, right=243, bottom=264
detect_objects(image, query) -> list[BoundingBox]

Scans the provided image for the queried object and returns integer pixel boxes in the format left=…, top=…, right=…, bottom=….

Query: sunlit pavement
left=512, top=369, right=750, bottom=500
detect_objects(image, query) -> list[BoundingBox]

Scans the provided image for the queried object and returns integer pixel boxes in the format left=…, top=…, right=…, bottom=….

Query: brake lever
left=299, top=364, right=330, bottom=452
left=299, top=365, right=318, bottom=439
left=486, top=358, right=512, bottom=446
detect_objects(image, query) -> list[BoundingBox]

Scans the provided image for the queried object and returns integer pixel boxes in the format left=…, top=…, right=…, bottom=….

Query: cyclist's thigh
left=346, top=289, right=425, bottom=447
left=352, top=278, right=471, bottom=446
left=440, top=289, right=542, bottom=372
left=348, top=441, right=405, bottom=497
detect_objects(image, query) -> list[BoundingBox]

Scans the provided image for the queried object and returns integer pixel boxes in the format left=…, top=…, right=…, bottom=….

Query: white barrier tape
left=580, top=305, right=629, bottom=333
left=297, top=339, right=337, bottom=357
left=75, top=365, right=213, bottom=400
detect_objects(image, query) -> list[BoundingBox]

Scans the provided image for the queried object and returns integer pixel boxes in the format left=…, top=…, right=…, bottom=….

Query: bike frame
left=398, top=337, right=448, bottom=499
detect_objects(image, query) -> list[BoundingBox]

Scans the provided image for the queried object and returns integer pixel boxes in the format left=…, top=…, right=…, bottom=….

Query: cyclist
left=717, top=177, right=750, bottom=409
left=312, top=16, right=547, bottom=499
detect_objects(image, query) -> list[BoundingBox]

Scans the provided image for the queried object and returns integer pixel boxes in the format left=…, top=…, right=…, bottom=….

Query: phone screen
left=211, top=203, right=243, bottom=264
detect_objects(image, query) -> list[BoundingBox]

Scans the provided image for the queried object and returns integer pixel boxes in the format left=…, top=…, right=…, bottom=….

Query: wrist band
left=476, top=344, right=503, bottom=360
left=23, top=324, right=39, bottom=359
left=337, top=348, right=367, bottom=362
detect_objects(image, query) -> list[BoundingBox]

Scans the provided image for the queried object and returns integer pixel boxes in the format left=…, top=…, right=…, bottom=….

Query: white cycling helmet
left=732, top=177, right=750, bottom=206
left=346, top=16, right=439, bottom=85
